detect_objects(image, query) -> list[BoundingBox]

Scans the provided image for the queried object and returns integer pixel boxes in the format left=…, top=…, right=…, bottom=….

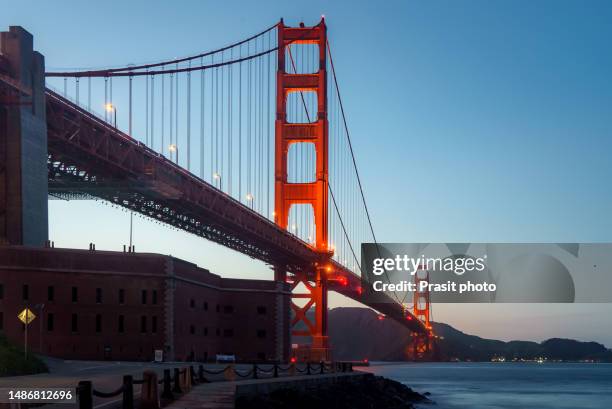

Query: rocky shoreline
left=235, top=373, right=431, bottom=409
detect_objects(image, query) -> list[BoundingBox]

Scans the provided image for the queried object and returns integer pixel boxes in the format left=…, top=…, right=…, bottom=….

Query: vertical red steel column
left=274, top=18, right=330, bottom=361
left=411, top=266, right=434, bottom=360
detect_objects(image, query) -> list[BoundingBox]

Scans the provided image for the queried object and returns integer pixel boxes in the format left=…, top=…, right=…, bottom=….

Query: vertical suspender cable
left=109, top=77, right=113, bottom=115
left=210, top=54, right=214, bottom=181
left=266, top=31, right=271, bottom=218
left=151, top=74, right=155, bottom=150
left=200, top=57, right=205, bottom=179
left=169, top=72, right=174, bottom=158
left=228, top=48, right=233, bottom=196
left=215, top=58, right=219, bottom=183
left=247, top=45, right=251, bottom=199
left=327, top=41, right=378, bottom=245
left=175, top=63, right=179, bottom=164
left=238, top=45, right=242, bottom=201
left=104, top=77, right=108, bottom=121
left=75, top=78, right=79, bottom=105
left=161, top=70, right=165, bottom=154
left=187, top=61, right=191, bottom=171
left=146, top=71, right=149, bottom=145
left=220, top=51, right=224, bottom=190
left=129, top=75, right=133, bottom=136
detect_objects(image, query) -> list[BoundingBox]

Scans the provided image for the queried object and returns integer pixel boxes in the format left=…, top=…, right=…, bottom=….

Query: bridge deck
left=43, top=88, right=425, bottom=334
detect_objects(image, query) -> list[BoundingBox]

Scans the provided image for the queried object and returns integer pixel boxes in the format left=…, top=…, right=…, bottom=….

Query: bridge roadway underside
left=44, top=88, right=426, bottom=335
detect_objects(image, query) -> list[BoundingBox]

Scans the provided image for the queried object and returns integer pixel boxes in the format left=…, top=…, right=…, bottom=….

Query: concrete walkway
left=165, top=372, right=367, bottom=409
left=165, top=382, right=236, bottom=409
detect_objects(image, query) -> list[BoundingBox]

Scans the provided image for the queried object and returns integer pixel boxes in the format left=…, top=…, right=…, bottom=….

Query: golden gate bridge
left=1, top=18, right=433, bottom=361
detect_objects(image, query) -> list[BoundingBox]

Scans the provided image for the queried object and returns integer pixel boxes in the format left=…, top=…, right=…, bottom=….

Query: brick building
left=0, top=246, right=290, bottom=362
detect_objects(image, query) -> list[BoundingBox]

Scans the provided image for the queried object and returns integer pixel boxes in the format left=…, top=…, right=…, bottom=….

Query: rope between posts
left=234, top=369, right=253, bottom=378
left=92, top=386, right=124, bottom=398
left=201, top=366, right=230, bottom=375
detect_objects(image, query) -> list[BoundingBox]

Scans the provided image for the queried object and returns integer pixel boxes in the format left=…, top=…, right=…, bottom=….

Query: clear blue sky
left=3, top=0, right=612, bottom=345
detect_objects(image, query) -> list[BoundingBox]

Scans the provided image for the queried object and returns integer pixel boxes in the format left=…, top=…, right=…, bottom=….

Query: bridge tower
left=274, top=18, right=331, bottom=361
left=0, top=27, right=48, bottom=247
left=410, top=266, right=435, bottom=360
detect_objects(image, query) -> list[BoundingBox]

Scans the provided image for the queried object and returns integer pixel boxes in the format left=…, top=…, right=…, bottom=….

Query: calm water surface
left=361, top=362, right=612, bottom=409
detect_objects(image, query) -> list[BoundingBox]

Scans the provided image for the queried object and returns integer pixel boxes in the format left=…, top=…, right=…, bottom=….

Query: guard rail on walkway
left=76, top=361, right=354, bottom=409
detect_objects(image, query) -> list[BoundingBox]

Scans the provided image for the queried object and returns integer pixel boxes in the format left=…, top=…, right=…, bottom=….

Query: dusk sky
left=2, top=0, right=611, bottom=345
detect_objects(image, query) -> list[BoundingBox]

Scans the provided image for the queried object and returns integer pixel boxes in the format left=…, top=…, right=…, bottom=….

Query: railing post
left=320, top=361, right=324, bottom=374
left=122, top=375, right=134, bottom=409
left=306, top=362, right=311, bottom=375
left=161, top=369, right=173, bottom=400
left=77, top=381, right=93, bottom=409
left=273, top=364, right=279, bottom=378
left=140, top=370, right=160, bottom=409
left=190, top=365, right=197, bottom=385
left=173, top=368, right=183, bottom=394
left=252, top=364, right=258, bottom=379
left=181, top=367, right=192, bottom=392
left=349, top=362, right=353, bottom=372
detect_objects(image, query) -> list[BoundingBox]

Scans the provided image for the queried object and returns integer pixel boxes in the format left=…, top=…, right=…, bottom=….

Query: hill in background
left=327, top=307, right=612, bottom=362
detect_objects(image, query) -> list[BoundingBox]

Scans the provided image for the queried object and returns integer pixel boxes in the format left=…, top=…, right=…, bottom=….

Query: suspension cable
left=46, top=23, right=279, bottom=76
left=327, top=40, right=379, bottom=246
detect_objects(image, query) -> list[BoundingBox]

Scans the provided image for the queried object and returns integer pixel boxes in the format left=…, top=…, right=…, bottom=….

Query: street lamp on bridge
left=104, top=103, right=117, bottom=128
left=168, top=143, right=178, bottom=164
left=246, top=193, right=254, bottom=210
left=213, top=172, right=222, bottom=190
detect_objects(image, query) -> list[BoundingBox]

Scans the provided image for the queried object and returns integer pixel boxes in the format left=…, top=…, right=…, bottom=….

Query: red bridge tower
left=274, top=18, right=331, bottom=361
left=410, top=266, right=435, bottom=360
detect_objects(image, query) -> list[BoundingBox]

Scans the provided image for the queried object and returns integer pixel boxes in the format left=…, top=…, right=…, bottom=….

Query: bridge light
left=291, top=224, right=297, bottom=231
left=168, top=144, right=177, bottom=153
left=213, top=172, right=220, bottom=179
left=246, top=193, right=254, bottom=201
left=105, top=103, right=115, bottom=112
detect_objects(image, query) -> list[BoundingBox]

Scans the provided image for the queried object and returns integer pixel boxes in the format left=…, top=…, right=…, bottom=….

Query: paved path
left=165, top=372, right=366, bottom=409
left=165, top=382, right=236, bottom=409
left=0, top=359, right=273, bottom=409
left=1, top=358, right=362, bottom=409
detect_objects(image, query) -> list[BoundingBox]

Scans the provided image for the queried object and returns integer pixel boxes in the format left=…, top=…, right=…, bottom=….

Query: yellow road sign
left=18, top=308, right=36, bottom=325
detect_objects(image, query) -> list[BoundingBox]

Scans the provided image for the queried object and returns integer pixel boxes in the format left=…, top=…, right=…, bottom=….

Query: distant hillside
left=327, top=307, right=612, bottom=362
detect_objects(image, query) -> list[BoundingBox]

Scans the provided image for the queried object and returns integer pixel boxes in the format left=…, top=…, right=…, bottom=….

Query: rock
left=235, top=374, right=431, bottom=409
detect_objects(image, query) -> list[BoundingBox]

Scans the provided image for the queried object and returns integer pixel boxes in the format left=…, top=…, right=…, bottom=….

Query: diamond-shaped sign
left=18, top=308, right=36, bottom=325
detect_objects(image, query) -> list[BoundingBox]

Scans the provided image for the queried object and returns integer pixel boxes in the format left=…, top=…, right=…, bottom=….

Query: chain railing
left=76, top=361, right=355, bottom=409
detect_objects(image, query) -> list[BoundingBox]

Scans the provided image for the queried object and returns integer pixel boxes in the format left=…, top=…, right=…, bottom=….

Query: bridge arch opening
left=286, top=90, right=317, bottom=124
left=284, top=43, right=319, bottom=75
left=287, top=203, right=315, bottom=245
left=287, top=142, right=316, bottom=183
